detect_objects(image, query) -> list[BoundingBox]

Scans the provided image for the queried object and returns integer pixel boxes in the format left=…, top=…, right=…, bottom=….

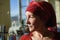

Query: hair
left=26, top=1, right=57, bottom=31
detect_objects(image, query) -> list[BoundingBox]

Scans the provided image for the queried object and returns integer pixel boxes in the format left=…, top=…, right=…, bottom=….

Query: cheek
left=34, top=19, right=40, bottom=25
left=30, top=19, right=40, bottom=28
left=33, top=19, right=41, bottom=29
left=29, top=18, right=36, bottom=25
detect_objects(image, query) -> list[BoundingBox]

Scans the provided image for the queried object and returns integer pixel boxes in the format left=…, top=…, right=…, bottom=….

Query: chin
left=28, top=26, right=35, bottom=32
left=29, top=29, right=35, bottom=32
left=29, top=29, right=32, bottom=32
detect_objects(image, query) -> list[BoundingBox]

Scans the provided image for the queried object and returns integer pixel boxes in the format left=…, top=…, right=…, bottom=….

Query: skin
left=26, top=11, right=54, bottom=40
left=26, top=11, right=45, bottom=32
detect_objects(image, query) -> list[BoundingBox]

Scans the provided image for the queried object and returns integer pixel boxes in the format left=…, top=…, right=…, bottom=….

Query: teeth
left=28, top=25, right=31, bottom=27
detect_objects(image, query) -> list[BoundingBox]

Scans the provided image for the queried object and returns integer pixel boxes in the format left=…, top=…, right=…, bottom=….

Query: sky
left=10, top=0, right=28, bottom=19
left=10, top=0, right=19, bottom=17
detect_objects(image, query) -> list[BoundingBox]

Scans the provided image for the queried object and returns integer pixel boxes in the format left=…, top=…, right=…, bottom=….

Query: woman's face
left=26, top=11, right=44, bottom=32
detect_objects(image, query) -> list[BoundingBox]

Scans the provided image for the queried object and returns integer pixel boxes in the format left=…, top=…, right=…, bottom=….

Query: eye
left=30, top=15, right=35, bottom=18
left=30, top=16, right=34, bottom=18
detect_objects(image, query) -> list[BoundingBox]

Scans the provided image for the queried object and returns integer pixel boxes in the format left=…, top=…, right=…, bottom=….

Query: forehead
left=26, top=11, right=40, bottom=19
left=26, top=11, right=34, bottom=16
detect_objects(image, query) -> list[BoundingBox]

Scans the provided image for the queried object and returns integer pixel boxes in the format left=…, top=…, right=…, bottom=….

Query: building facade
left=45, top=0, right=60, bottom=24
left=0, top=0, right=11, bottom=40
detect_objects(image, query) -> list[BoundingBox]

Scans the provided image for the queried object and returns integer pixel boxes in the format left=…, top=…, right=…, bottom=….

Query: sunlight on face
left=26, top=11, right=36, bottom=32
left=26, top=11, right=44, bottom=32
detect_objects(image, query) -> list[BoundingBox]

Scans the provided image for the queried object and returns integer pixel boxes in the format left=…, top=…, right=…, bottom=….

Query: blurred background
left=0, top=0, right=60, bottom=40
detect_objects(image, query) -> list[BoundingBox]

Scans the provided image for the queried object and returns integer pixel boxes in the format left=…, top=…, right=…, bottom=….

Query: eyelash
left=30, top=16, right=34, bottom=18
left=26, top=16, right=35, bottom=19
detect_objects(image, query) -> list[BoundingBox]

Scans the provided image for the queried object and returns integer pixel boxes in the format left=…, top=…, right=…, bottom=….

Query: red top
left=20, top=34, right=32, bottom=40
left=20, top=33, right=57, bottom=40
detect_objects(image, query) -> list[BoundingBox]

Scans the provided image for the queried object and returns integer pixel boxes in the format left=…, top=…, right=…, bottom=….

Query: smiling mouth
left=25, top=25, right=28, bottom=28
left=24, top=25, right=29, bottom=32
left=26, top=24, right=31, bottom=27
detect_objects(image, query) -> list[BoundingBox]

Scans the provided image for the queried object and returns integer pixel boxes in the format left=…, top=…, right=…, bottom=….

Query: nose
left=26, top=19, right=30, bottom=24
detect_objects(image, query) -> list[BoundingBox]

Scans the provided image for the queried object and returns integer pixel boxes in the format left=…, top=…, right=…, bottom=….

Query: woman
left=20, top=0, right=57, bottom=40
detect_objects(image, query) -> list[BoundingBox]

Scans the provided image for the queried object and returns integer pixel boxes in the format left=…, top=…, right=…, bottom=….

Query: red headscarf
left=26, top=1, right=57, bottom=32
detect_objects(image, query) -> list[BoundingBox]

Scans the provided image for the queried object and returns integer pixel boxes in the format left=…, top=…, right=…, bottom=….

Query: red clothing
left=20, top=34, right=32, bottom=40
left=20, top=33, right=58, bottom=40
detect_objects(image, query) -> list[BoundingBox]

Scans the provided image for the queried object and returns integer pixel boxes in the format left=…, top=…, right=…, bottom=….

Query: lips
left=25, top=25, right=32, bottom=28
left=28, top=25, right=32, bottom=28
left=26, top=24, right=30, bottom=27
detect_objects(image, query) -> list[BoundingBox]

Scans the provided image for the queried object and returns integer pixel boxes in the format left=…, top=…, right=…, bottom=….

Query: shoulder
left=19, top=34, right=31, bottom=40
